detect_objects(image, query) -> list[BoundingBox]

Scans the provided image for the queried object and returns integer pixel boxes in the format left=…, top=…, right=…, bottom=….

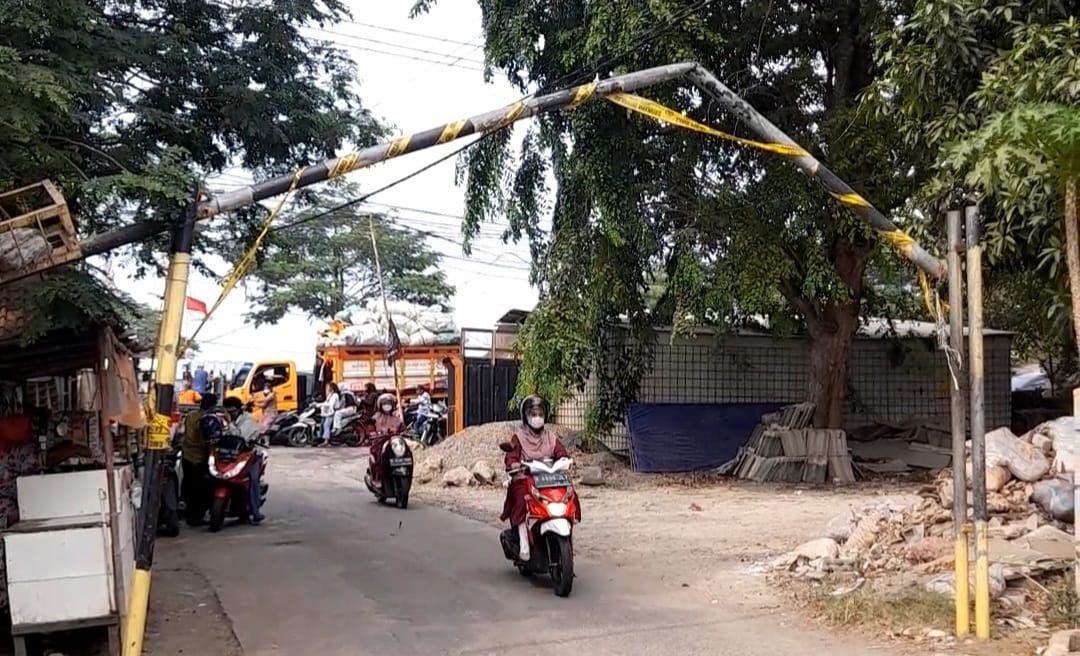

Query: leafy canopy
left=242, top=186, right=455, bottom=326
left=0, top=0, right=383, bottom=274
left=875, top=1, right=1080, bottom=380
left=416, top=0, right=927, bottom=429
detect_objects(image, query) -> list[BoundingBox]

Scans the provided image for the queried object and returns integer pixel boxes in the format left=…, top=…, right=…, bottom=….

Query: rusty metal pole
left=947, top=208, right=970, bottom=636
left=965, top=203, right=990, bottom=640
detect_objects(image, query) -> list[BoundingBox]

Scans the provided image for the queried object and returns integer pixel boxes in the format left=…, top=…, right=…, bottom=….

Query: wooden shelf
left=0, top=180, right=81, bottom=281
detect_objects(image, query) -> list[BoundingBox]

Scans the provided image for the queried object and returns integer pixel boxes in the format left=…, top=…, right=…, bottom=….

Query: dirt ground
left=413, top=466, right=1045, bottom=656
left=143, top=542, right=242, bottom=656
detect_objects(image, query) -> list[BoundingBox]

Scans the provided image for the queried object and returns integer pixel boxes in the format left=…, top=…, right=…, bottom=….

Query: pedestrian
left=255, top=377, right=278, bottom=432
left=192, top=364, right=208, bottom=394
left=321, top=383, right=341, bottom=443
left=181, top=394, right=217, bottom=526
left=178, top=379, right=201, bottom=406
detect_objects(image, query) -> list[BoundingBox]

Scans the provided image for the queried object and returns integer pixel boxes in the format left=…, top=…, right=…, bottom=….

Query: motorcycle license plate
left=392, top=467, right=410, bottom=476
left=532, top=472, right=570, bottom=489
left=389, top=457, right=413, bottom=467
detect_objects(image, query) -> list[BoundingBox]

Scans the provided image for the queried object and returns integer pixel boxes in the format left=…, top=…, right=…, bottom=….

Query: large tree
left=242, top=187, right=455, bottom=325
left=874, top=0, right=1080, bottom=387
left=413, top=0, right=924, bottom=429
left=0, top=0, right=382, bottom=274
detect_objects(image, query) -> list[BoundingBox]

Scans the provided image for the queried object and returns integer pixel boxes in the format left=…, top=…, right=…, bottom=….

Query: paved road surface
left=167, top=450, right=903, bottom=656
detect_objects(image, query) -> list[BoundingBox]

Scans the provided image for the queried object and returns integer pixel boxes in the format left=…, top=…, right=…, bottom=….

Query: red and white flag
left=185, top=296, right=208, bottom=316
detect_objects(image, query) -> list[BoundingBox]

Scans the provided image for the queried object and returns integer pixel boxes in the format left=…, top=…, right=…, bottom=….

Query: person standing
left=178, top=379, right=201, bottom=406
left=255, top=378, right=278, bottom=432
left=192, top=364, right=209, bottom=394
left=221, top=397, right=266, bottom=524
left=181, top=394, right=217, bottom=526
left=321, top=383, right=341, bottom=442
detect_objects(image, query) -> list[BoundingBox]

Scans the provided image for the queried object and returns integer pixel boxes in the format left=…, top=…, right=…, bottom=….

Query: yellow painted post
left=965, top=204, right=991, bottom=640
left=123, top=205, right=197, bottom=656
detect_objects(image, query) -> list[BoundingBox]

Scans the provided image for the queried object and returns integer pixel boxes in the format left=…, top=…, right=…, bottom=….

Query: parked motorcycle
left=497, top=443, right=578, bottom=597
left=364, top=433, right=413, bottom=509
left=158, top=429, right=183, bottom=537
left=409, top=401, right=448, bottom=447
left=206, top=434, right=269, bottom=532
left=264, top=409, right=301, bottom=446
left=327, top=411, right=367, bottom=447
left=279, top=403, right=320, bottom=447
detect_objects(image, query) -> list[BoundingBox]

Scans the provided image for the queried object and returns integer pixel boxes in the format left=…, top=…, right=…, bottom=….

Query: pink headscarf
left=514, top=424, right=557, bottom=462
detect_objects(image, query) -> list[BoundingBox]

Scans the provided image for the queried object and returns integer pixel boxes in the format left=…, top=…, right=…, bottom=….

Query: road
left=161, top=449, right=904, bottom=656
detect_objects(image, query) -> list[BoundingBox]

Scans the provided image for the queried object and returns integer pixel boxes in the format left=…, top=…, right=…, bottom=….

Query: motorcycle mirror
left=498, top=442, right=513, bottom=453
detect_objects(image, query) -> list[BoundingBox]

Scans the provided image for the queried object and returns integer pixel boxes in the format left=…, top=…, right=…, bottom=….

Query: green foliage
left=0, top=0, right=382, bottom=274
left=876, top=1, right=1080, bottom=373
left=16, top=268, right=134, bottom=344
left=418, top=0, right=928, bottom=429
left=241, top=185, right=455, bottom=325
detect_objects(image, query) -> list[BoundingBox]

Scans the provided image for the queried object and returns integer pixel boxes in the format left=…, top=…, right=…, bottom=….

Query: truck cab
left=225, top=360, right=310, bottom=417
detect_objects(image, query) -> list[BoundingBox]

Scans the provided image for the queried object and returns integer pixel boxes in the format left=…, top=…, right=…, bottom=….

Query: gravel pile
left=416, top=422, right=579, bottom=485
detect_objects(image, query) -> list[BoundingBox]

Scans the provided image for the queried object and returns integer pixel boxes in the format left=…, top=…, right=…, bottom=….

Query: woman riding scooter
left=501, top=395, right=575, bottom=561
left=368, top=393, right=405, bottom=474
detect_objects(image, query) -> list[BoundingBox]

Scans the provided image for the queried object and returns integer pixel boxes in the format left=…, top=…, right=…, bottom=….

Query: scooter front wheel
left=208, top=497, right=226, bottom=533
left=550, top=534, right=574, bottom=597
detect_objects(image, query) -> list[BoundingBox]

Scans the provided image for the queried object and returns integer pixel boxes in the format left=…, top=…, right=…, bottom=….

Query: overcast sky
left=98, top=0, right=539, bottom=374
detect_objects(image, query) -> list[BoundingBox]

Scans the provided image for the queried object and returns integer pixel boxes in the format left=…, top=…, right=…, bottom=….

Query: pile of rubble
left=772, top=418, right=1080, bottom=627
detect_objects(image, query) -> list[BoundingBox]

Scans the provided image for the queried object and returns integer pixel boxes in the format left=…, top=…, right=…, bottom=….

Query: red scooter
left=498, top=443, right=579, bottom=597
left=206, top=434, right=269, bottom=532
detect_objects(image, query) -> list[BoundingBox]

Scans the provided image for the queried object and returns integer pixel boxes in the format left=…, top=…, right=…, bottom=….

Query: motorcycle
left=206, top=433, right=269, bottom=532
left=497, top=443, right=578, bottom=597
left=157, top=428, right=183, bottom=537
left=327, top=409, right=369, bottom=447
left=410, top=401, right=447, bottom=447
left=364, top=433, right=413, bottom=509
left=264, top=409, right=301, bottom=446
left=278, top=403, right=320, bottom=447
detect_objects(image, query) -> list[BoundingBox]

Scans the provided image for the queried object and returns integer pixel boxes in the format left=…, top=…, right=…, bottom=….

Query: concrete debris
left=442, top=466, right=474, bottom=487
left=579, top=465, right=605, bottom=486
left=925, top=563, right=1007, bottom=600
left=414, top=455, right=444, bottom=485
left=470, top=460, right=496, bottom=485
left=984, top=427, right=1051, bottom=482
left=1046, top=629, right=1080, bottom=656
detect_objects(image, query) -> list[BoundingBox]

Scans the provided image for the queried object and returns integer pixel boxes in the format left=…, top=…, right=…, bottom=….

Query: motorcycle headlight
left=546, top=502, right=567, bottom=518
left=390, top=438, right=406, bottom=457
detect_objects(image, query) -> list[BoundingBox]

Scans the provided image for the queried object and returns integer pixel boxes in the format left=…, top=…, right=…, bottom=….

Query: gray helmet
left=519, top=395, right=548, bottom=426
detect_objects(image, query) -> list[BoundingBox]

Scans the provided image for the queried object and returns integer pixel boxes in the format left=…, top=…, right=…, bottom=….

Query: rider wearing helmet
left=369, top=393, right=406, bottom=475
left=501, top=395, right=572, bottom=560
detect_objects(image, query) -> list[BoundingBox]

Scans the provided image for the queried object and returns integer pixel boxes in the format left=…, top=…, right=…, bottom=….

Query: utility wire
left=303, top=26, right=485, bottom=65
left=336, top=19, right=479, bottom=48
left=316, top=42, right=484, bottom=72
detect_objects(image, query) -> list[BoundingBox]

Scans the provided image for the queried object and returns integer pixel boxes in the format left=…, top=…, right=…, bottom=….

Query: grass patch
left=808, top=583, right=954, bottom=631
left=1042, top=571, right=1080, bottom=629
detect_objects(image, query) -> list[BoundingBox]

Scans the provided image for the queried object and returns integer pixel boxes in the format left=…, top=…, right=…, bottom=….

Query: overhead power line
left=337, top=19, right=479, bottom=48
left=304, top=26, right=485, bottom=66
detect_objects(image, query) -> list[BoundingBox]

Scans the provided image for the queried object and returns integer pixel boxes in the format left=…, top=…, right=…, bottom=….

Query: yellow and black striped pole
left=123, top=202, right=197, bottom=656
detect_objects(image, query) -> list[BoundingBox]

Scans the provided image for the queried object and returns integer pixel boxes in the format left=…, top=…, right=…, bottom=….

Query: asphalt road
left=169, top=449, right=903, bottom=656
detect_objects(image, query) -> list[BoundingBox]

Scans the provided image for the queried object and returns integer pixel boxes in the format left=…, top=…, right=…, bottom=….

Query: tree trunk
left=805, top=238, right=869, bottom=428
left=1064, top=178, right=1080, bottom=352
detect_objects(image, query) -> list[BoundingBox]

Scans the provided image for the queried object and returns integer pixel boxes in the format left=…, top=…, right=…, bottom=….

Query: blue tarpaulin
left=626, top=403, right=788, bottom=473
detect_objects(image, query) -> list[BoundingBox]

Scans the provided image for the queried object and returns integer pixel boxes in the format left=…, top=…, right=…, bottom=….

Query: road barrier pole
left=965, top=204, right=990, bottom=640
left=122, top=202, right=197, bottom=656
left=946, top=208, right=970, bottom=636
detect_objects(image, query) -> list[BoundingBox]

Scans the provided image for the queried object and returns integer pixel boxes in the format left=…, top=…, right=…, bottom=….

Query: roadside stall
left=0, top=271, right=146, bottom=656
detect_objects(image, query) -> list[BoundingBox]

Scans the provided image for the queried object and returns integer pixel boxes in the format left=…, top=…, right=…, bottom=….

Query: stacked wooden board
left=721, top=403, right=857, bottom=484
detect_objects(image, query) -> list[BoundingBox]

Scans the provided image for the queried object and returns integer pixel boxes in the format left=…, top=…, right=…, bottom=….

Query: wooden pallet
left=0, top=180, right=81, bottom=281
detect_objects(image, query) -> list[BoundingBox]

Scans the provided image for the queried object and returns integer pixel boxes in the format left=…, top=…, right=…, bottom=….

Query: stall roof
left=0, top=268, right=144, bottom=380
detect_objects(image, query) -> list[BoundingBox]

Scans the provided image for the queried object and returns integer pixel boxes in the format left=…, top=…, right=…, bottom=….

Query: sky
left=96, top=0, right=539, bottom=374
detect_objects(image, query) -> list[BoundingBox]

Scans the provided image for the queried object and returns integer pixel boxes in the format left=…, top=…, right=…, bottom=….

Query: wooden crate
left=0, top=180, right=81, bottom=281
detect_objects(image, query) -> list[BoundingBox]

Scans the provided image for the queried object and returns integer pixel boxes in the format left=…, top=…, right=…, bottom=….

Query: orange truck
left=227, top=344, right=464, bottom=434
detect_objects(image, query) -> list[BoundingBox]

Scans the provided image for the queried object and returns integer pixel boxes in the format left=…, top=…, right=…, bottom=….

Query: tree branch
left=778, top=277, right=821, bottom=328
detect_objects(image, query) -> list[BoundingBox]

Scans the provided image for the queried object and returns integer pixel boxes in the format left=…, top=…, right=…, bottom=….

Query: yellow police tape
left=178, top=167, right=307, bottom=356
left=329, top=152, right=361, bottom=178
left=605, top=92, right=810, bottom=158
left=602, top=92, right=943, bottom=319
left=146, top=412, right=171, bottom=451
left=438, top=120, right=468, bottom=144
left=568, top=82, right=598, bottom=109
